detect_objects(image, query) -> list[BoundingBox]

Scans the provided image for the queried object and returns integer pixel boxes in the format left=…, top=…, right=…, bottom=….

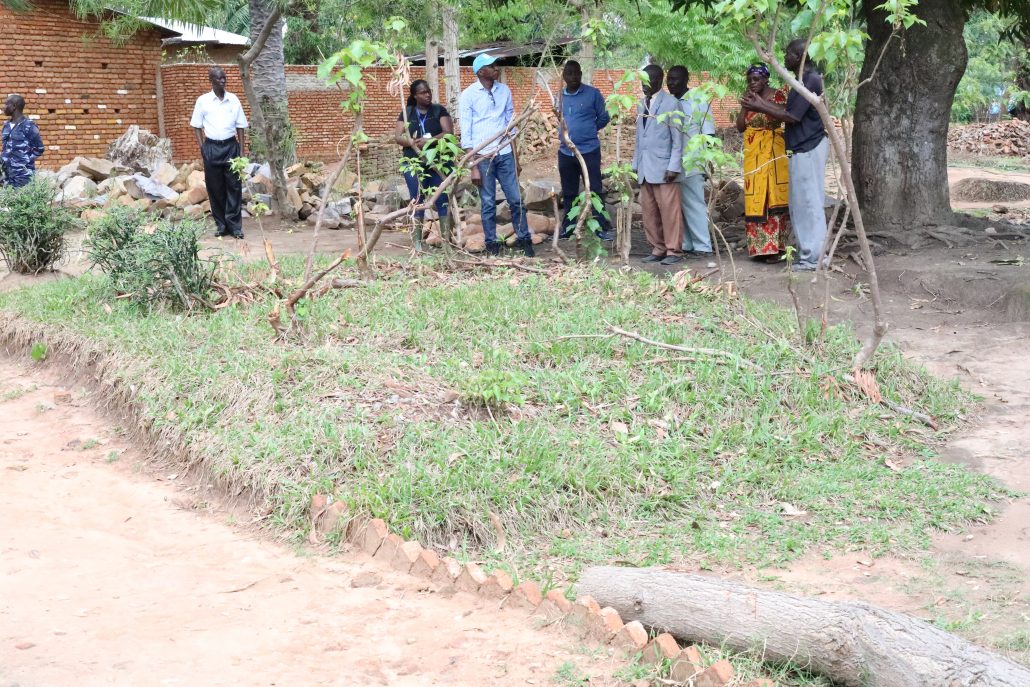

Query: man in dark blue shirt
left=1, top=95, right=45, bottom=188
left=557, top=60, right=613, bottom=241
left=741, top=39, right=829, bottom=271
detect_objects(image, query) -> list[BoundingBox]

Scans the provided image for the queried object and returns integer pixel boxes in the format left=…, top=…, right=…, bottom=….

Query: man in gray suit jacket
left=633, top=64, right=685, bottom=265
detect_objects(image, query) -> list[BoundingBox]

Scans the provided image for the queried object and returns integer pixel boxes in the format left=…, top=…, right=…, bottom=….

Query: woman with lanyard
left=394, top=80, right=454, bottom=249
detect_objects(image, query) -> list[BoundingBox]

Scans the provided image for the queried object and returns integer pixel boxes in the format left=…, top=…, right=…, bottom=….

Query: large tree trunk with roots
left=579, top=567, right=1030, bottom=687
left=852, top=0, right=967, bottom=231
left=246, top=0, right=295, bottom=220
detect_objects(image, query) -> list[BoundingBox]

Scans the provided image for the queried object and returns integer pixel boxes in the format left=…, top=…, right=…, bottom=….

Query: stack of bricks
left=0, top=0, right=163, bottom=166
left=312, top=497, right=774, bottom=687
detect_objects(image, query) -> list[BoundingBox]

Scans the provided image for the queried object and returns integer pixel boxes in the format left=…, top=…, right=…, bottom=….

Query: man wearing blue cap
left=460, top=53, right=534, bottom=257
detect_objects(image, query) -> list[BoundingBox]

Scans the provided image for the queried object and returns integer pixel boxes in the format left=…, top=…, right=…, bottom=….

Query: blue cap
left=472, top=53, right=498, bottom=75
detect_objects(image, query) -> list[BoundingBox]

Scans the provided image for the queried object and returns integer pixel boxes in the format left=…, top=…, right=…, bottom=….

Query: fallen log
left=578, top=566, right=1030, bottom=687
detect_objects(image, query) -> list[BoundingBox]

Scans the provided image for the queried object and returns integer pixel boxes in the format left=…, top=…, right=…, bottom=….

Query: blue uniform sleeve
left=594, top=88, right=610, bottom=131
left=27, top=122, right=44, bottom=162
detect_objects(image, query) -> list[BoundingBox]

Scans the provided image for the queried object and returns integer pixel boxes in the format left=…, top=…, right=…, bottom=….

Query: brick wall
left=159, top=64, right=736, bottom=170
left=0, top=0, right=164, bottom=166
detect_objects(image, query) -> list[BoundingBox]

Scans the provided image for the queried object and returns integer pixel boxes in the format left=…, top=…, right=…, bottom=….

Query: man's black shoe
left=595, top=230, right=615, bottom=242
left=518, top=238, right=535, bottom=258
left=559, top=227, right=575, bottom=240
left=231, top=232, right=245, bottom=240
left=485, top=241, right=502, bottom=256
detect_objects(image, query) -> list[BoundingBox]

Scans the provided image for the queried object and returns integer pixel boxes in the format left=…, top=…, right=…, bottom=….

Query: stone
left=526, top=212, right=553, bottom=234
left=520, top=177, right=561, bottom=210
left=98, top=175, right=129, bottom=198
left=117, top=194, right=137, bottom=207
left=309, top=494, right=329, bottom=520
left=187, top=170, right=207, bottom=191
left=669, top=645, right=704, bottom=682
left=455, top=562, right=488, bottom=593
left=694, top=659, right=734, bottom=687
left=53, top=390, right=72, bottom=404
left=588, top=607, right=624, bottom=642
left=641, top=633, right=680, bottom=665
left=510, top=581, right=542, bottom=610
left=251, top=173, right=274, bottom=194
left=106, top=125, right=172, bottom=173
left=151, top=161, right=179, bottom=187
left=175, top=187, right=208, bottom=207
left=286, top=187, right=304, bottom=213
left=478, top=569, right=514, bottom=599
left=375, top=190, right=405, bottom=211
left=183, top=204, right=205, bottom=219
left=374, top=533, right=403, bottom=563
left=58, top=156, right=87, bottom=177
left=431, top=556, right=462, bottom=587
left=80, top=208, right=106, bottom=224
left=568, top=595, right=602, bottom=635
left=62, top=176, right=98, bottom=201
left=301, top=172, right=325, bottom=191
left=333, top=171, right=357, bottom=193
left=392, top=540, right=422, bottom=573
left=359, top=518, right=389, bottom=555
left=496, top=201, right=512, bottom=223
left=364, top=180, right=382, bottom=195
left=612, top=620, right=648, bottom=653
left=286, top=162, right=305, bottom=177
left=410, top=548, right=441, bottom=579
left=171, top=164, right=195, bottom=192
left=329, top=197, right=352, bottom=217
left=78, top=157, right=118, bottom=181
left=530, top=232, right=545, bottom=245
left=495, top=223, right=515, bottom=240
left=129, top=173, right=178, bottom=201
left=350, top=571, right=382, bottom=588
left=464, top=235, right=486, bottom=253
left=306, top=207, right=341, bottom=229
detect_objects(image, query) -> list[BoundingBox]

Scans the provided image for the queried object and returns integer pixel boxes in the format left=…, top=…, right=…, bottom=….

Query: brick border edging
left=316, top=504, right=771, bottom=687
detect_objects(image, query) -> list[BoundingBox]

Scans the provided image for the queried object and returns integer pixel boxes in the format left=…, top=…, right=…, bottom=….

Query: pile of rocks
left=949, top=119, right=1030, bottom=157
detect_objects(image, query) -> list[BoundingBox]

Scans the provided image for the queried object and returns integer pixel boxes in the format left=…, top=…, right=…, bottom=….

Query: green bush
left=82, top=206, right=150, bottom=277
left=0, top=178, right=76, bottom=274
left=85, top=212, right=217, bottom=311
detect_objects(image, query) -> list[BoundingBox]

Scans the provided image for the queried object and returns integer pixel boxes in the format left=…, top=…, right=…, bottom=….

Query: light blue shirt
left=459, top=79, right=515, bottom=156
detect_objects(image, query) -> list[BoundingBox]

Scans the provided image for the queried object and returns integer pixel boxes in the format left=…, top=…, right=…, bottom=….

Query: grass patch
left=0, top=258, right=1010, bottom=580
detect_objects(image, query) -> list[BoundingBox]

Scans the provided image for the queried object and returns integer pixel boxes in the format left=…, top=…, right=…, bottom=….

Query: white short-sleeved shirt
left=190, top=91, right=248, bottom=141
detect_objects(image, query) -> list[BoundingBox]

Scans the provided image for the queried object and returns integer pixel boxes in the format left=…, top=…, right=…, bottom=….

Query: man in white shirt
left=459, top=53, right=533, bottom=257
left=190, top=67, right=248, bottom=239
left=667, top=65, right=716, bottom=256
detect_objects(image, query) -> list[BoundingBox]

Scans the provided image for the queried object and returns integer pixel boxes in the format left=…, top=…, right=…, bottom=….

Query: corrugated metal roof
left=137, top=17, right=251, bottom=47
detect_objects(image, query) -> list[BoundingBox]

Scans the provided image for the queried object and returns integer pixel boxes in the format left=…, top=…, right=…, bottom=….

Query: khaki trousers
left=640, top=182, right=684, bottom=256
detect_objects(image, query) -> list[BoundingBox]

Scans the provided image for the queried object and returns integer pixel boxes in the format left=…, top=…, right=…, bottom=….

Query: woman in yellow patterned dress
left=736, top=64, right=790, bottom=262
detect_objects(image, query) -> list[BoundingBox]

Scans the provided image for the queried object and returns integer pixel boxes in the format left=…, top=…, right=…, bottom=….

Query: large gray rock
left=305, top=206, right=342, bottom=229
left=62, top=176, right=98, bottom=201
left=129, top=174, right=178, bottom=201
left=78, top=157, right=123, bottom=181
left=106, top=125, right=172, bottom=174
left=150, top=162, right=179, bottom=187
left=520, top=178, right=561, bottom=210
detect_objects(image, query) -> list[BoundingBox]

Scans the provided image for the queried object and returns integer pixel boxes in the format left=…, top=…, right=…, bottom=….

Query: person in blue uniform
left=1, top=94, right=45, bottom=188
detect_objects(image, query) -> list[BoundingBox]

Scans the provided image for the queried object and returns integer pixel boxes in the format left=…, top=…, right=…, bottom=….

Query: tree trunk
left=578, top=3, right=595, bottom=83
left=579, top=567, right=1030, bottom=687
left=426, top=34, right=440, bottom=99
left=248, top=0, right=295, bottom=220
left=442, top=5, right=460, bottom=122
left=852, top=0, right=967, bottom=231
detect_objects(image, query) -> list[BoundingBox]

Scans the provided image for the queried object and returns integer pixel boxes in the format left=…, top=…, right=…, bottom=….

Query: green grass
left=0, top=258, right=1011, bottom=582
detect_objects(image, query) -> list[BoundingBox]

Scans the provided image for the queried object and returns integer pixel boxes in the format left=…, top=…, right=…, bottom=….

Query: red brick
left=430, top=556, right=462, bottom=587
left=695, top=659, right=735, bottom=687
left=587, top=606, right=624, bottom=642
left=53, top=390, right=72, bottom=405
left=374, top=533, right=403, bottom=563
left=359, top=518, right=389, bottom=555
left=545, top=589, right=573, bottom=613
left=391, top=540, right=421, bottom=573
left=410, top=548, right=440, bottom=579
left=479, top=569, right=514, bottom=599
left=317, top=501, right=349, bottom=536
left=669, top=646, right=704, bottom=682
left=641, top=632, right=680, bottom=665
left=568, top=595, right=603, bottom=636
left=612, top=620, right=648, bottom=654
left=510, top=580, right=543, bottom=610
left=454, top=562, right=488, bottom=593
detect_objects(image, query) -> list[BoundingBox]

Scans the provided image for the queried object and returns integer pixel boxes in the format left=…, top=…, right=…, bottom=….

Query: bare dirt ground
left=0, top=357, right=622, bottom=687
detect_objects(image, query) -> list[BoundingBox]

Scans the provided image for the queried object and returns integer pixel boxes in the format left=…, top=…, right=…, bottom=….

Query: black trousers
left=202, top=137, right=243, bottom=236
left=558, top=148, right=610, bottom=233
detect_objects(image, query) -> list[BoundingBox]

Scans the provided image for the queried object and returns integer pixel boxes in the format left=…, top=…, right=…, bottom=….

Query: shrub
left=0, top=178, right=75, bottom=274
left=82, top=205, right=150, bottom=277
left=85, top=213, right=217, bottom=311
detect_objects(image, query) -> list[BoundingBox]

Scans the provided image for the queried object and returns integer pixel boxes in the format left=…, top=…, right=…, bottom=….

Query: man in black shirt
left=742, top=39, right=829, bottom=270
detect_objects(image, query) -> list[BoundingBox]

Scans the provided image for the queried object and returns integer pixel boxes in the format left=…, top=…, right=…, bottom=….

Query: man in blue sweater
left=557, top=60, right=613, bottom=241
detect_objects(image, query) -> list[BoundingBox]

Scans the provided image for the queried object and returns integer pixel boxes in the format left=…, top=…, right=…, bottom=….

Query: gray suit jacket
left=632, top=90, right=684, bottom=184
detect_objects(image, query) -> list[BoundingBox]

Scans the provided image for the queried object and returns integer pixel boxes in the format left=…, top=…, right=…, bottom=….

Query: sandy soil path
left=0, top=358, right=617, bottom=687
